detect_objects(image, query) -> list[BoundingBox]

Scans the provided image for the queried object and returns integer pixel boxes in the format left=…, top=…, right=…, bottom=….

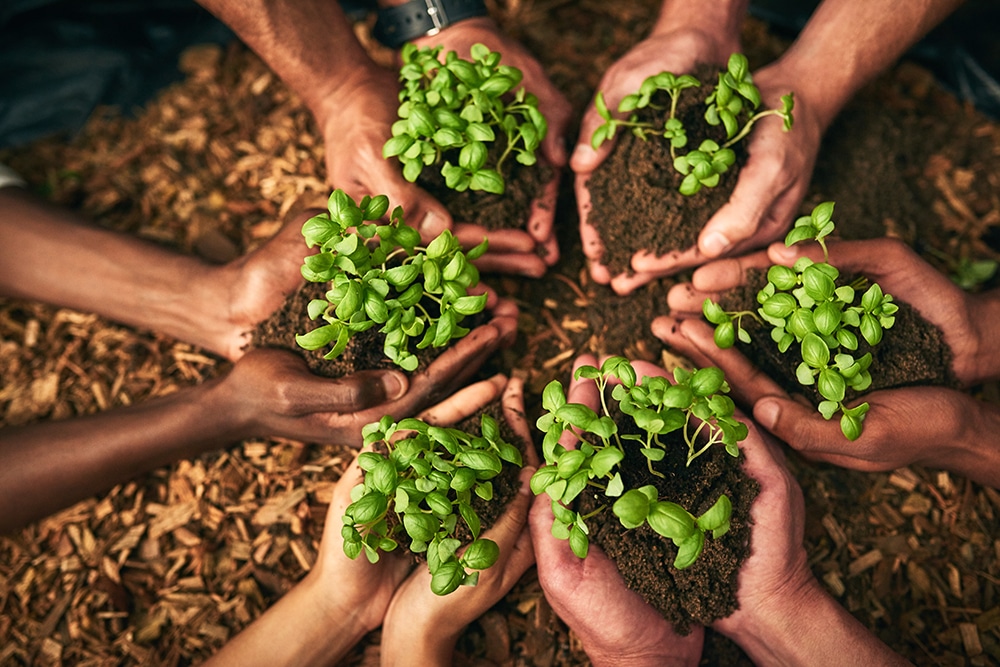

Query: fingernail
left=570, top=143, right=590, bottom=164
left=755, top=399, right=780, bottom=430
left=419, top=210, right=445, bottom=238
left=701, top=231, right=731, bottom=257
left=384, top=371, right=408, bottom=401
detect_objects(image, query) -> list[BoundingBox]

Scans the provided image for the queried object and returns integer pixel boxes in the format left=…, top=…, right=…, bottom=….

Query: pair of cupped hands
left=305, top=357, right=808, bottom=667
left=318, top=20, right=822, bottom=284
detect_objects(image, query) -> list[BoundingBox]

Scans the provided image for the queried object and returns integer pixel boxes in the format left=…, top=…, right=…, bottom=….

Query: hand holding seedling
left=380, top=377, right=539, bottom=666
left=528, top=355, right=706, bottom=667
left=577, top=54, right=800, bottom=295
left=656, top=237, right=1000, bottom=489
left=385, top=39, right=563, bottom=277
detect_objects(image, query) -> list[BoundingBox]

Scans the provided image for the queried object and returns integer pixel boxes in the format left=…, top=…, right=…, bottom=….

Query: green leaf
left=613, top=488, right=651, bottom=529
left=295, top=323, right=342, bottom=351
left=530, top=466, right=560, bottom=496
left=430, top=560, right=465, bottom=596
left=801, top=333, right=830, bottom=368
left=714, top=320, right=736, bottom=349
left=817, top=368, right=846, bottom=403
left=590, top=446, right=624, bottom=478
left=689, top=367, right=725, bottom=397
left=647, top=501, right=696, bottom=540
left=347, top=492, right=388, bottom=524
left=569, top=524, right=589, bottom=559
left=541, top=380, right=567, bottom=412
left=460, top=450, right=502, bottom=476
left=403, top=512, right=439, bottom=542
left=673, top=531, right=705, bottom=570
left=470, top=169, right=505, bottom=194
left=462, top=538, right=499, bottom=570
left=697, top=495, right=732, bottom=532
left=702, top=299, right=728, bottom=325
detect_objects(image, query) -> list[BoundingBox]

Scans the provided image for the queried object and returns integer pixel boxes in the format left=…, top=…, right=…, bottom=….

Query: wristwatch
left=373, top=0, right=489, bottom=49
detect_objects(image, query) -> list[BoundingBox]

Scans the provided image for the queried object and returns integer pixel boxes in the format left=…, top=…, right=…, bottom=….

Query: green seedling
left=295, top=189, right=488, bottom=371
left=342, top=412, right=523, bottom=596
left=530, top=356, right=746, bottom=569
left=384, top=42, right=548, bottom=195
left=703, top=201, right=898, bottom=440
left=592, top=53, right=794, bottom=196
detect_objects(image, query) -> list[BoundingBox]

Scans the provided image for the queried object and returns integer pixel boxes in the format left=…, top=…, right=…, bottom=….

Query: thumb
left=753, top=396, right=836, bottom=451
left=293, top=368, right=409, bottom=414
left=570, top=104, right=616, bottom=175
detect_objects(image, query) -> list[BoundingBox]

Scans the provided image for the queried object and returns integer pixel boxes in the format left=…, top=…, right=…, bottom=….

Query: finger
left=652, top=315, right=789, bottom=408
left=480, top=466, right=536, bottom=558
left=666, top=281, right=719, bottom=314
left=689, top=251, right=770, bottom=293
left=453, top=224, right=536, bottom=254
left=576, top=175, right=603, bottom=262
left=527, top=174, right=559, bottom=246
left=253, top=349, right=409, bottom=413
left=608, top=269, right=659, bottom=296
left=753, top=396, right=859, bottom=461
left=502, top=377, right=541, bottom=468
left=417, top=373, right=507, bottom=425
left=330, top=451, right=366, bottom=511
left=472, top=251, right=548, bottom=278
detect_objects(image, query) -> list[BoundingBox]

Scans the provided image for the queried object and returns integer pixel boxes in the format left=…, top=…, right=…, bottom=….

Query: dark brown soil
left=378, top=399, right=528, bottom=565
left=579, top=407, right=759, bottom=635
left=417, top=141, right=553, bottom=232
left=584, top=63, right=749, bottom=277
left=718, top=269, right=960, bottom=407
left=249, top=280, right=486, bottom=377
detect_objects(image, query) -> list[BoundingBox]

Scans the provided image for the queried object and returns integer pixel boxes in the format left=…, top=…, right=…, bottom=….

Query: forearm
left=769, top=0, right=964, bottom=130
left=194, top=0, right=377, bottom=124
left=0, top=188, right=232, bottom=356
left=721, top=580, right=910, bottom=666
left=205, top=570, right=371, bottom=667
left=652, top=0, right=749, bottom=47
left=0, top=378, right=244, bottom=532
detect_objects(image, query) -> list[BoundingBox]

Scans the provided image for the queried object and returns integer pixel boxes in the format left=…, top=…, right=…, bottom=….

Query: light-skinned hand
left=380, top=376, right=539, bottom=666
left=528, top=354, right=705, bottom=667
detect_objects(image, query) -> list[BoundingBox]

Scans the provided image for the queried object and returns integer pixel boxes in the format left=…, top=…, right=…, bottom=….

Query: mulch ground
left=3, top=1, right=1000, bottom=665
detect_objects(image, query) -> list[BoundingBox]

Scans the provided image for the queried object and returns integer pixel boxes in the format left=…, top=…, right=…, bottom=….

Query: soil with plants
left=584, top=63, right=748, bottom=278
left=3, top=1, right=1000, bottom=666
left=578, top=410, right=759, bottom=634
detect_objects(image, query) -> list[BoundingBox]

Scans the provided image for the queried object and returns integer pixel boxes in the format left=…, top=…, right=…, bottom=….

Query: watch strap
left=373, top=0, right=488, bottom=49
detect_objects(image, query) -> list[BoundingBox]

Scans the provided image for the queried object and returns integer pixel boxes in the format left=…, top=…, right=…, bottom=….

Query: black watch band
left=373, top=0, right=489, bottom=49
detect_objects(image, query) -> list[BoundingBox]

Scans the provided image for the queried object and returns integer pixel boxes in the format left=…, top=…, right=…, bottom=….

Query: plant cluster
left=295, top=189, right=488, bottom=370
left=342, top=412, right=524, bottom=596
left=383, top=42, right=548, bottom=195
left=703, top=202, right=898, bottom=440
left=530, top=357, right=746, bottom=569
left=591, top=53, right=794, bottom=196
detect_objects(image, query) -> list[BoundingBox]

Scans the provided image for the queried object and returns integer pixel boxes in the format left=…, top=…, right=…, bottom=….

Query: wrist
left=381, top=601, right=457, bottom=666
left=651, top=0, right=748, bottom=58
left=373, top=0, right=491, bottom=50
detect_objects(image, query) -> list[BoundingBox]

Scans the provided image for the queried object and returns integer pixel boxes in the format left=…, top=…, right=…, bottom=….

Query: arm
left=194, top=0, right=452, bottom=240
left=0, top=349, right=407, bottom=533
left=690, top=0, right=966, bottom=262
left=710, top=421, right=910, bottom=666
left=0, top=187, right=235, bottom=358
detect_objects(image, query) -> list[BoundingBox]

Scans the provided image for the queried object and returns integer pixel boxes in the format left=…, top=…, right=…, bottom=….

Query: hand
left=215, top=294, right=518, bottom=445
left=573, top=29, right=734, bottom=294
left=314, top=64, right=455, bottom=242
left=580, top=62, right=821, bottom=294
left=655, top=238, right=1000, bottom=486
left=528, top=354, right=705, bottom=667
left=414, top=18, right=572, bottom=277
left=380, top=376, right=539, bottom=666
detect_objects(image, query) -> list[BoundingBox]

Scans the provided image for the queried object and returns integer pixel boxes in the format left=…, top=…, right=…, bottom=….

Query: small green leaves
left=590, top=53, right=792, bottom=196
left=296, top=189, right=488, bottom=370
left=706, top=202, right=895, bottom=440
left=343, top=412, right=523, bottom=595
left=385, top=43, right=547, bottom=195
left=531, top=357, right=747, bottom=570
